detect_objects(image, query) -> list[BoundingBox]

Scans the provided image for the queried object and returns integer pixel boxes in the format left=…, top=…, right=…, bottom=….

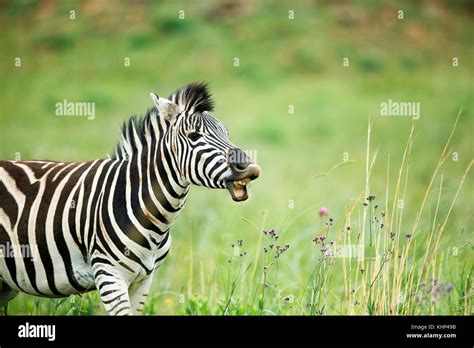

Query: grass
left=1, top=1, right=473, bottom=315
left=6, top=112, right=472, bottom=316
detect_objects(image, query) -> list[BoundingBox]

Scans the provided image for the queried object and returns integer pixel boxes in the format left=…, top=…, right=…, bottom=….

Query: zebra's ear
left=150, top=92, right=179, bottom=124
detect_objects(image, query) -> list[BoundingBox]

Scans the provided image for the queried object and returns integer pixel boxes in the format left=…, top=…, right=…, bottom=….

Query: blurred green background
left=0, top=0, right=472, bottom=314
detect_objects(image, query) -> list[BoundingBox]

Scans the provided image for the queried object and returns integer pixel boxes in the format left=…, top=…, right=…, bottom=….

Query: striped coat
left=0, top=82, right=260, bottom=315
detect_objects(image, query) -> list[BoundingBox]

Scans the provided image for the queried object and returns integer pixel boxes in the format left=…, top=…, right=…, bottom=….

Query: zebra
left=0, top=82, right=260, bottom=315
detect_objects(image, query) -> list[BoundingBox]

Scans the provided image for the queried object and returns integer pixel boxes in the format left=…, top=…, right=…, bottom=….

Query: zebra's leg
left=93, top=265, right=132, bottom=316
left=129, top=274, right=153, bottom=315
left=0, top=279, right=18, bottom=316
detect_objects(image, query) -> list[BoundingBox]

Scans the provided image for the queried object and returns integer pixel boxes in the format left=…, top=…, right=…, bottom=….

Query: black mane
left=169, top=81, right=214, bottom=114
left=111, top=82, right=214, bottom=159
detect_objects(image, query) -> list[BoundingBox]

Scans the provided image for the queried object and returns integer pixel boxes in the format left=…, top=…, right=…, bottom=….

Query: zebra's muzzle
left=225, top=164, right=260, bottom=202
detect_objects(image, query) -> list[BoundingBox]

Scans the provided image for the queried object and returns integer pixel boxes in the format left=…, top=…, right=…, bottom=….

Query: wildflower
left=367, top=195, right=376, bottom=202
left=406, top=234, right=412, bottom=239
left=319, top=207, right=328, bottom=217
left=434, top=284, right=441, bottom=293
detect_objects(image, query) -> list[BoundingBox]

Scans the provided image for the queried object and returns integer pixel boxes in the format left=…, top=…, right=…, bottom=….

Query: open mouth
left=225, top=164, right=261, bottom=202
left=225, top=177, right=251, bottom=202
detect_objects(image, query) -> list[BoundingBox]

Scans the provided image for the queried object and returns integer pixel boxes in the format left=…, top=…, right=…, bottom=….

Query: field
left=0, top=0, right=472, bottom=315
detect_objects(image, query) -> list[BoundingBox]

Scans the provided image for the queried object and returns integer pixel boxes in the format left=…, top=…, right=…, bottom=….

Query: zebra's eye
left=188, top=132, right=202, bottom=141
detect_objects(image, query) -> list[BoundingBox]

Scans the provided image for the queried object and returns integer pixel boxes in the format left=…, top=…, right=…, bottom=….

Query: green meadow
left=0, top=1, right=472, bottom=315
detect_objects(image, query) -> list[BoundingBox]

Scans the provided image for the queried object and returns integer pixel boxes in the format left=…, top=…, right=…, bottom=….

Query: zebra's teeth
left=235, top=178, right=251, bottom=186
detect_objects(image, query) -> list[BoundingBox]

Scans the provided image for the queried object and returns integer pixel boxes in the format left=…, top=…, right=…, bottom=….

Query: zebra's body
left=0, top=82, right=260, bottom=315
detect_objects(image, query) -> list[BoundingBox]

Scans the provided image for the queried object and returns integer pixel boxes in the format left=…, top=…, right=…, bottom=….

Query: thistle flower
left=319, top=207, right=328, bottom=217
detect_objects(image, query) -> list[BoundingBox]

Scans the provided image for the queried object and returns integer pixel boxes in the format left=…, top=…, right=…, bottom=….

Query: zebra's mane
left=111, top=82, right=214, bottom=160
left=170, top=82, right=214, bottom=114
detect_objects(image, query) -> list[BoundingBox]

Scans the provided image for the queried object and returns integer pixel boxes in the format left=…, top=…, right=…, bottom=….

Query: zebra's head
left=150, top=82, right=261, bottom=201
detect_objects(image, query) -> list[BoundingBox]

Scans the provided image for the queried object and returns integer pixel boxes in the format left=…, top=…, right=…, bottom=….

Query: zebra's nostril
left=237, top=162, right=248, bottom=170
left=234, top=162, right=249, bottom=171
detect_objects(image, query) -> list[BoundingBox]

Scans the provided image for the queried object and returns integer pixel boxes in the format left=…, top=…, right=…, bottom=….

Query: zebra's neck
left=106, top=107, right=189, bottom=239
left=115, top=148, right=189, bottom=237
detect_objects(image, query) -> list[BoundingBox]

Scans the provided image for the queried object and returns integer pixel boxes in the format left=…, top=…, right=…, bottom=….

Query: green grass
left=1, top=1, right=472, bottom=315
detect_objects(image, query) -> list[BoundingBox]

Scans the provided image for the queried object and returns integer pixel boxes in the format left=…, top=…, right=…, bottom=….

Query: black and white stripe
left=0, top=82, right=260, bottom=315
